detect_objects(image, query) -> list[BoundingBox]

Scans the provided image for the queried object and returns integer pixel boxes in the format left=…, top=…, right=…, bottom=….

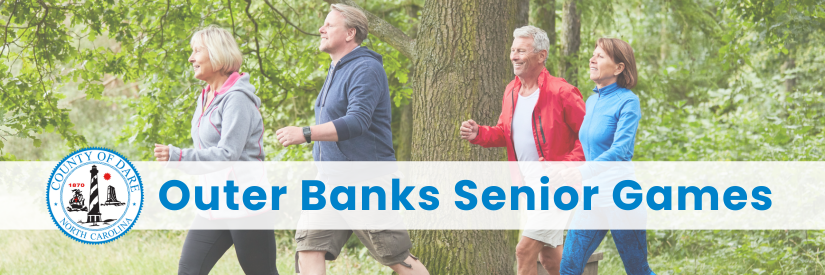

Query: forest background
left=1, top=0, right=825, bottom=273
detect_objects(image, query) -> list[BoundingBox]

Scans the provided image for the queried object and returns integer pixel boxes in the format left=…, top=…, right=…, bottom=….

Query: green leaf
left=396, top=72, right=408, bottom=84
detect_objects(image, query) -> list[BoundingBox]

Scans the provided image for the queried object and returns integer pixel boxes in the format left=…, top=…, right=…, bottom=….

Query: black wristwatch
left=302, top=126, right=312, bottom=143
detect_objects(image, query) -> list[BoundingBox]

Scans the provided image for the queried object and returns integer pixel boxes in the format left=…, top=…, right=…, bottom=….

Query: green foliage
left=0, top=0, right=89, bottom=155
left=0, top=0, right=417, bottom=161
left=561, top=0, right=825, bottom=161
left=726, top=0, right=825, bottom=54
left=598, top=230, right=825, bottom=274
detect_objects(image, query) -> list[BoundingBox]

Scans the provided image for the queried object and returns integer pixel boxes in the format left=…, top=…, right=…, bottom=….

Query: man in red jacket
left=460, top=26, right=586, bottom=275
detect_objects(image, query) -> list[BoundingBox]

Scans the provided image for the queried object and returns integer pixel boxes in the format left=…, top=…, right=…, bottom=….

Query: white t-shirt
left=512, top=89, right=543, bottom=185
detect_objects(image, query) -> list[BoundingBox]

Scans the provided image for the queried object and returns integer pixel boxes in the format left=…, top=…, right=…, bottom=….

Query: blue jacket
left=313, top=47, right=395, bottom=162
left=577, top=82, right=641, bottom=180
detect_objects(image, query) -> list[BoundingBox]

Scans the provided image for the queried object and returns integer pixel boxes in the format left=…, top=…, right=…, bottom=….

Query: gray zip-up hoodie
left=168, top=72, right=265, bottom=162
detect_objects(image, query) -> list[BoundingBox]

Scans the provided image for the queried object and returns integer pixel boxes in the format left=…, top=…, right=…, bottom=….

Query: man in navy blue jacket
left=276, top=4, right=429, bottom=275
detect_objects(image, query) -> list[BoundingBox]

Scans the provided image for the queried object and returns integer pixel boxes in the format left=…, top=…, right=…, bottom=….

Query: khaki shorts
left=295, top=229, right=414, bottom=272
left=294, top=171, right=415, bottom=272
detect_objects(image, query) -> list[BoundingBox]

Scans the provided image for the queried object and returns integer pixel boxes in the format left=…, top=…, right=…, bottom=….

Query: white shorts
left=522, top=229, right=564, bottom=248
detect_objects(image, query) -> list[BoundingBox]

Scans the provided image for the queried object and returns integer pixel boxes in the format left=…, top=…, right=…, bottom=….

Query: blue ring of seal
left=46, top=147, right=144, bottom=245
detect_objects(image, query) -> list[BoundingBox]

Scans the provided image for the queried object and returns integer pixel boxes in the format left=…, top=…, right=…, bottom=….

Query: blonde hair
left=596, top=38, right=638, bottom=89
left=330, top=4, right=369, bottom=44
left=190, top=26, right=243, bottom=75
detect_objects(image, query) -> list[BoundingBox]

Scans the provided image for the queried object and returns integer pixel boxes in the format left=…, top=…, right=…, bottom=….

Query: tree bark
left=559, top=0, right=580, bottom=86
left=517, top=0, right=530, bottom=28
left=531, top=0, right=557, bottom=75
left=409, top=1, right=513, bottom=162
left=396, top=103, right=413, bottom=161
left=408, top=0, right=518, bottom=273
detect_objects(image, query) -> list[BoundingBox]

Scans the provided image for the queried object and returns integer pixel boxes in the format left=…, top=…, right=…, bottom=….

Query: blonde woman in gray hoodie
left=153, top=26, right=277, bottom=275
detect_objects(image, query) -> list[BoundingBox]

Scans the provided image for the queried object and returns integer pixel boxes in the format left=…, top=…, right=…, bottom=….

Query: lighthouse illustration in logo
left=87, top=165, right=102, bottom=224
left=47, top=148, right=143, bottom=244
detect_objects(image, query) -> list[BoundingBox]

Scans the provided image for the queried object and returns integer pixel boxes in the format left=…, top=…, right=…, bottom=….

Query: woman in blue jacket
left=556, top=38, right=655, bottom=275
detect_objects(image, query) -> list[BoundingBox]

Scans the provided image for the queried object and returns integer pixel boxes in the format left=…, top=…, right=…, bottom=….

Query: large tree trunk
left=531, top=0, right=557, bottom=75
left=410, top=0, right=514, bottom=162
left=559, top=0, right=580, bottom=86
left=409, top=0, right=520, bottom=273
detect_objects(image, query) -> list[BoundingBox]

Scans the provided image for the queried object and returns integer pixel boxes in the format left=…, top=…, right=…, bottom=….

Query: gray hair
left=513, top=25, right=550, bottom=55
left=330, top=4, right=369, bottom=44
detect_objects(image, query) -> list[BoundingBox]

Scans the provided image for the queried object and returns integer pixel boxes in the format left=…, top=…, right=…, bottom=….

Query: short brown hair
left=596, top=38, right=637, bottom=89
left=330, top=4, right=369, bottom=44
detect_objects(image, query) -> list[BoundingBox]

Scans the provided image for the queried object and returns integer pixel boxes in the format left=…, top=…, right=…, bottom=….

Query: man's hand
left=154, top=144, right=170, bottom=161
left=539, top=158, right=567, bottom=186
left=276, top=126, right=306, bottom=147
left=460, top=119, right=479, bottom=141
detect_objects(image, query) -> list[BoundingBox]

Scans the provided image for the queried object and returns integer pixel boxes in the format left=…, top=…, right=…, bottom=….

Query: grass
left=597, top=230, right=825, bottom=275
left=0, top=230, right=390, bottom=274
left=2, top=230, right=824, bottom=274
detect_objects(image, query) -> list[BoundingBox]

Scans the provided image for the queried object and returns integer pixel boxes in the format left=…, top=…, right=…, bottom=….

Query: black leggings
left=178, top=216, right=278, bottom=274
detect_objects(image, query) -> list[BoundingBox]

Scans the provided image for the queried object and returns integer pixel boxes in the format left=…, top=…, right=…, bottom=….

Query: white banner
left=2, top=161, right=823, bottom=230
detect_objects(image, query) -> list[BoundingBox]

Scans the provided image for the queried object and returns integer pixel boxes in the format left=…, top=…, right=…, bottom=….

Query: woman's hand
left=154, top=144, right=170, bottom=161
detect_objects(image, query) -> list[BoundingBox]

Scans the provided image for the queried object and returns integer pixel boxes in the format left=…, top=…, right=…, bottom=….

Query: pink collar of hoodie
left=202, top=72, right=245, bottom=98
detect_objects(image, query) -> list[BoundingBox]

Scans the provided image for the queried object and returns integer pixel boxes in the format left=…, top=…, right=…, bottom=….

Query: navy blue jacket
left=313, top=47, right=396, bottom=162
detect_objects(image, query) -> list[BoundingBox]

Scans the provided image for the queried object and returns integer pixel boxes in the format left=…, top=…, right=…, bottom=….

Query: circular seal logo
left=46, top=148, right=143, bottom=244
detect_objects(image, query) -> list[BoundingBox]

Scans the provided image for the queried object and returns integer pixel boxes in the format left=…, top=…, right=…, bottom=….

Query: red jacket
left=470, top=68, right=586, bottom=184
